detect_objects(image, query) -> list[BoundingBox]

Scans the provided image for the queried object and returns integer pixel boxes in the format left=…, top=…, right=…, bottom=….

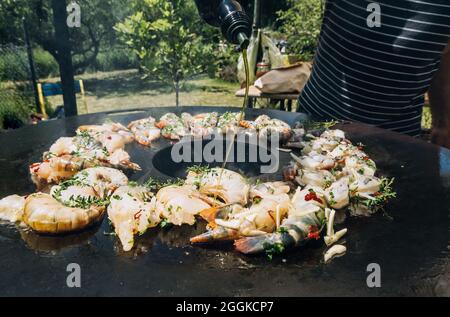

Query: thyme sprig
left=144, top=177, right=184, bottom=192
left=264, top=242, right=285, bottom=261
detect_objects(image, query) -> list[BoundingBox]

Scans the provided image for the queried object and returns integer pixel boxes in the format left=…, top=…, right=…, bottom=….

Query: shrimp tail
left=134, top=133, right=151, bottom=146
left=239, top=120, right=253, bottom=129
left=235, top=213, right=325, bottom=255
left=198, top=205, right=230, bottom=228
left=199, top=209, right=219, bottom=228
left=155, top=121, right=166, bottom=130
left=122, top=162, right=141, bottom=171
left=234, top=231, right=294, bottom=255
left=190, top=226, right=239, bottom=243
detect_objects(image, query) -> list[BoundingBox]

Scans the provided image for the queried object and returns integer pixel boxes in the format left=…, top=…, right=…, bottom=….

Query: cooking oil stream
left=217, top=49, right=250, bottom=187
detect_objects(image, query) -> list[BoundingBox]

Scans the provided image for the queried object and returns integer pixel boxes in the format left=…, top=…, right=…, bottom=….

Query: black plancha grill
left=0, top=106, right=448, bottom=296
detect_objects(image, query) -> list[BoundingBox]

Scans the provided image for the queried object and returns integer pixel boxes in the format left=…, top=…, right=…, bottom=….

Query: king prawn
left=0, top=112, right=395, bottom=262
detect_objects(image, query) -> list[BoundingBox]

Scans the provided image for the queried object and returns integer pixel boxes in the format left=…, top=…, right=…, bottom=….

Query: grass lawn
left=45, top=69, right=243, bottom=114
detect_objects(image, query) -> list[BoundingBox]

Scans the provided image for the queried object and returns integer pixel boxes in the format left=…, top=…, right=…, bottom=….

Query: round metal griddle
left=0, top=106, right=448, bottom=297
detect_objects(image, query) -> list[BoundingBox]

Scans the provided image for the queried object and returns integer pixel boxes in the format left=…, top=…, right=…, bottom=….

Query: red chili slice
left=307, top=225, right=320, bottom=240
left=307, top=232, right=320, bottom=240
left=134, top=211, right=142, bottom=220
left=305, top=192, right=323, bottom=204
left=29, top=163, right=41, bottom=173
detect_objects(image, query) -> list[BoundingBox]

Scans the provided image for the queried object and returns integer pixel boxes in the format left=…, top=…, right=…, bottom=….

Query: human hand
left=431, top=127, right=450, bottom=149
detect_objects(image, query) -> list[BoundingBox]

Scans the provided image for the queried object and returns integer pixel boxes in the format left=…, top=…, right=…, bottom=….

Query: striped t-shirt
left=297, top=0, right=450, bottom=136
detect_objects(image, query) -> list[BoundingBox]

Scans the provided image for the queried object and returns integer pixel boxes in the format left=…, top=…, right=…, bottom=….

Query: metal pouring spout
left=194, top=0, right=252, bottom=51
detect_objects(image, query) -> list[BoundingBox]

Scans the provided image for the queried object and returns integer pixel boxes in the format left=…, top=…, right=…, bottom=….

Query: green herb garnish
left=350, top=177, right=396, bottom=210
left=160, top=219, right=172, bottom=229
left=128, top=181, right=138, bottom=187
left=328, top=191, right=337, bottom=206
left=264, top=242, right=285, bottom=261
left=365, top=177, right=396, bottom=209
left=304, top=120, right=339, bottom=131
left=65, top=195, right=109, bottom=209
left=187, top=165, right=211, bottom=175
left=144, top=177, right=184, bottom=191
left=253, top=197, right=262, bottom=204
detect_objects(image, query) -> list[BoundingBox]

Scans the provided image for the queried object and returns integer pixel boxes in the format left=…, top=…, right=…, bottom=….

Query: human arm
left=429, top=41, right=450, bottom=148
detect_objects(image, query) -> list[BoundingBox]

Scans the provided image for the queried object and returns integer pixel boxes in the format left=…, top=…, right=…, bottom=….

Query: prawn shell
left=23, top=193, right=105, bottom=234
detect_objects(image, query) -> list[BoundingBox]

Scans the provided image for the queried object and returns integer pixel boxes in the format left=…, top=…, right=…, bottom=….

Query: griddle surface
left=0, top=107, right=448, bottom=296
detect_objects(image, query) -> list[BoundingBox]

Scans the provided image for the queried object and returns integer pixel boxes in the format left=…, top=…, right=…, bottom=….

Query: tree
left=277, top=0, right=325, bottom=61
left=0, top=0, right=129, bottom=73
left=51, top=0, right=77, bottom=116
left=115, top=0, right=215, bottom=106
left=0, top=0, right=29, bottom=45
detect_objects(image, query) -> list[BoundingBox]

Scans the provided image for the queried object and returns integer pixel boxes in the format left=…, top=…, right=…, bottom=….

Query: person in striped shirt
left=297, top=0, right=450, bottom=147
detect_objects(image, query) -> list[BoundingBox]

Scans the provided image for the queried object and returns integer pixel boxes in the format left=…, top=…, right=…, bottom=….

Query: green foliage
left=0, top=85, right=33, bottom=130
left=277, top=0, right=325, bottom=61
left=0, top=0, right=29, bottom=45
left=0, top=0, right=130, bottom=73
left=115, top=0, right=215, bottom=90
left=32, top=47, right=59, bottom=78
left=0, top=46, right=58, bottom=81
left=213, top=44, right=239, bottom=82
left=422, top=107, right=432, bottom=130
left=90, top=48, right=139, bottom=72
left=0, top=47, right=29, bottom=82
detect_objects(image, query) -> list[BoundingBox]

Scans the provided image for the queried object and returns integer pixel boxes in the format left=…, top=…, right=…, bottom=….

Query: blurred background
left=0, top=0, right=431, bottom=131
left=0, top=0, right=325, bottom=129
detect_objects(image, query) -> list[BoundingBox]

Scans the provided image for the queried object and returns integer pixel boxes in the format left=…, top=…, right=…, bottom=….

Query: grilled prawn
left=240, top=115, right=292, bottom=142
left=0, top=195, right=26, bottom=223
left=156, top=113, right=189, bottom=140
left=31, top=122, right=140, bottom=188
left=155, top=185, right=212, bottom=226
left=250, top=181, right=291, bottom=199
left=234, top=206, right=325, bottom=255
left=234, top=187, right=327, bottom=255
left=3, top=168, right=128, bottom=234
left=50, top=167, right=128, bottom=199
left=127, top=117, right=161, bottom=146
left=30, top=152, right=138, bottom=188
left=190, top=190, right=291, bottom=243
left=217, top=112, right=242, bottom=134
left=23, top=193, right=105, bottom=234
left=77, top=122, right=135, bottom=153
left=255, top=115, right=293, bottom=141
left=182, top=112, right=218, bottom=137
left=108, top=185, right=160, bottom=251
left=185, top=168, right=250, bottom=205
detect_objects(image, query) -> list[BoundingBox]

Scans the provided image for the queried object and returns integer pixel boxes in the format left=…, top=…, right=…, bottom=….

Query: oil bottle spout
left=194, top=0, right=252, bottom=51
